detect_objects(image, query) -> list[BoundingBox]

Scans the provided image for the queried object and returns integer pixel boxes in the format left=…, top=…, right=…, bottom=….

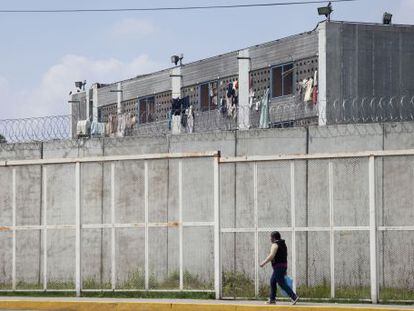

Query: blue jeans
left=270, top=267, right=297, bottom=301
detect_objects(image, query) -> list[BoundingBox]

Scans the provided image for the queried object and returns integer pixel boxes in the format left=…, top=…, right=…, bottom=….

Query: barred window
left=138, top=96, right=155, bottom=124
left=271, top=63, right=293, bottom=98
left=200, top=81, right=218, bottom=112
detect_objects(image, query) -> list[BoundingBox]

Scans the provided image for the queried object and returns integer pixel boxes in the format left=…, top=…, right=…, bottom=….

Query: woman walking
left=260, top=231, right=299, bottom=305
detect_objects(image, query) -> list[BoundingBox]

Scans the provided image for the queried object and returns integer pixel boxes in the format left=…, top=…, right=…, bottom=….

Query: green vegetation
left=336, top=286, right=370, bottom=299
left=149, top=271, right=179, bottom=289
left=0, top=276, right=413, bottom=303
left=0, top=134, right=6, bottom=144
left=82, top=291, right=214, bottom=299
left=82, top=277, right=111, bottom=290
left=0, top=283, right=12, bottom=290
left=222, top=271, right=255, bottom=298
left=47, top=281, right=75, bottom=290
left=183, top=271, right=213, bottom=290
left=296, top=280, right=331, bottom=298
left=120, top=270, right=212, bottom=290
left=380, top=288, right=414, bottom=301
left=16, top=282, right=43, bottom=290
left=120, top=270, right=145, bottom=289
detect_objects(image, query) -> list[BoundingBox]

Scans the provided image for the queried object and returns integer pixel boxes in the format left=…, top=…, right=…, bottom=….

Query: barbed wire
left=2, top=96, right=414, bottom=148
left=0, top=115, right=72, bottom=144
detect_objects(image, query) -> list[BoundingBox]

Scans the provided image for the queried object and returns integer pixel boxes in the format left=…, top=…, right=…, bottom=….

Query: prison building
left=70, top=20, right=414, bottom=138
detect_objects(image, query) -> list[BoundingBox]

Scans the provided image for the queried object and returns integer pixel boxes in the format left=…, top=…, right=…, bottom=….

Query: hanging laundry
left=181, top=112, right=188, bottom=128
left=167, top=111, right=172, bottom=130
left=108, top=114, right=118, bottom=136
left=220, top=98, right=227, bottom=115
left=259, top=89, right=270, bottom=129
left=186, top=105, right=194, bottom=133
left=304, top=78, right=314, bottom=102
left=76, top=119, right=91, bottom=137
left=90, top=120, right=105, bottom=137
left=249, top=89, right=256, bottom=109
left=172, top=115, right=181, bottom=134
left=117, top=114, right=126, bottom=137
left=312, top=71, right=318, bottom=105
left=312, top=86, right=318, bottom=105
left=172, top=98, right=181, bottom=116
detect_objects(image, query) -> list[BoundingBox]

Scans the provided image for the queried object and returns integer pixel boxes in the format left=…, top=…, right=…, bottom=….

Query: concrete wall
left=0, top=122, right=413, bottom=296
left=325, top=22, right=414, bottom=124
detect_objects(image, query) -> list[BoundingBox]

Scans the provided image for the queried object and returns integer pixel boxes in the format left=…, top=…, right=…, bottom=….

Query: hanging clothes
left=91, top=120, right=105, bottom=137
left=172, top=115, right=181, bottom=134
left=226, top=82, right=237, bottom=119
left=167, top=111, right=172, bottom=130
left=249, top=89, right=255, bottom=109
left=117, top=114, right=126, bottom=137
left=259, top=89, right=270, bottom=129
left=181, top=112, right=188, bottom=128
left=312, top=71, right=318, bottom=105
left=76, top=119, right=91, bottom=137
left=172, top=98, right=181, bottom=116
left=220, top=98, right=227, bottom=115
left=108, top=114, right=118, bottom=136
left=186, top=105, right=194, bottom=133
left=304, top=78, right=314, bottom=102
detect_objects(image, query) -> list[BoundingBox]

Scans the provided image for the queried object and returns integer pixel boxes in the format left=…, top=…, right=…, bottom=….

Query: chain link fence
left=219, top=152, right=414, bottom=303
left=0, top=150, right=413, bottom=302
left=0, top=152, right=219, bottom=295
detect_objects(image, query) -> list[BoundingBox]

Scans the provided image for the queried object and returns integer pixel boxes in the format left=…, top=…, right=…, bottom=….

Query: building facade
left=70, top=20, right=414, bottom=138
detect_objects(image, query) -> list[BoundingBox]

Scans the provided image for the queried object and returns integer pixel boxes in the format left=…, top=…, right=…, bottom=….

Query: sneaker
left=265, top=299, right=276, bottom=305
left=291, top=295, right=299, bottom=305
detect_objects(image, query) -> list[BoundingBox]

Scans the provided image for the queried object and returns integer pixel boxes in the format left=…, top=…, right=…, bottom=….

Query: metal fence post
left=179, top=160, right=183, bottom=290
left=369, top=155, right=378, bottom=303
left=111, top=162, right=116, bottom=290
left=290, top=161, right=297, bottom=292
left=253, top=162, right=259, bottom=297
left=214, top=155, right=221, bottom=299
left=12, top=168, right=16, bottom=291
left=328, top=161, right=335, bottom=299
left=75, top=162, right=81, bottom=297
left=42, top=166, right=48, bottom=291
left=144, top=161, right=149, bottom=290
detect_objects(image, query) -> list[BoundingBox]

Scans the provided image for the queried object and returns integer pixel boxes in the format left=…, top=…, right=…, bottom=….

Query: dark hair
left=271, top=231, right=281, bottom=242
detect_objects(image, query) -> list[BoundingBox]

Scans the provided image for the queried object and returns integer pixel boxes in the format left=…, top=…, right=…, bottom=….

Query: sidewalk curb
left=0, top=300, right=412, bottom=311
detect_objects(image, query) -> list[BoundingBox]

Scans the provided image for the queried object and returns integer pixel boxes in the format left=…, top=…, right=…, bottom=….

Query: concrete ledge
left=0, top=299, right=413, bottom=311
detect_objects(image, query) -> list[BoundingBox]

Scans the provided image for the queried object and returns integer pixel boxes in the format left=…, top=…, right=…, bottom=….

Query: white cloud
left=0, top=54, right=163, bottom=119
left=110, top=18, right=157, bottom=37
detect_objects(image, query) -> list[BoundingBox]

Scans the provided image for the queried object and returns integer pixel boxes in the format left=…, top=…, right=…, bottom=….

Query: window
left=271, top=63, right=293, bottom=98
left=200, top=81, right=218, bottom=111
left=138, top=96, right=155, bottom=124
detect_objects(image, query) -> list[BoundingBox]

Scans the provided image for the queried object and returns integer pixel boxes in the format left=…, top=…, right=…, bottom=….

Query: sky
left=0, top=0, right=413, bottom=119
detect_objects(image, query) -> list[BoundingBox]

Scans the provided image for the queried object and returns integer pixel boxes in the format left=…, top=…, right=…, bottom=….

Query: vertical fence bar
left=253, top=162, right=259, bottom=297
left=369, top=155, right=378, bottom=303
left=42, top=166, right=48, bottom=291
left=290, top=161, right=297, bottom=292
left=111, top=162, right=116, bottom=290
left=214, top=155, right=221, bottom=299
left=178, top=160, right=183, bottom=290
left=75, top=162, right=81, bottom=296
left=12, top=168, right=16, bottom=291
left=144, top=161, right=149, bottom=290
left=328, top=160, right=335, bottom=299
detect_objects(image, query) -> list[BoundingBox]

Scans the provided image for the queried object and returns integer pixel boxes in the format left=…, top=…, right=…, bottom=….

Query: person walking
left=260, top=231, right=299, bottom=305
